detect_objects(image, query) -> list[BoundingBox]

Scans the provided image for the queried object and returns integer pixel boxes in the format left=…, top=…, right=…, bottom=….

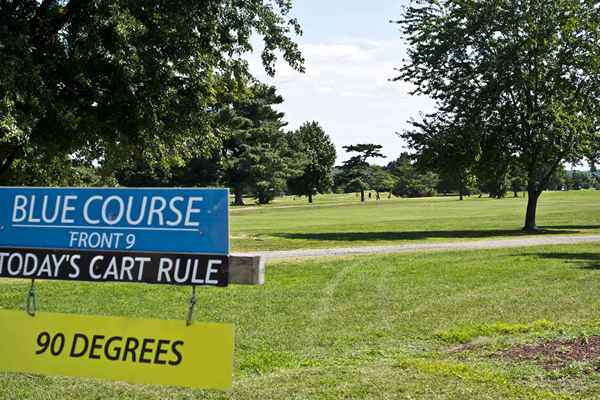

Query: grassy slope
left=2, top=244, right=600, bottom=399
left=230, top=190, right=600, bottom=251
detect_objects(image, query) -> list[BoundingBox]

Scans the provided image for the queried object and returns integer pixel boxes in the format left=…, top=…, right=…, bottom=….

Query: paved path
left=253, top=235, right=600, bottom=261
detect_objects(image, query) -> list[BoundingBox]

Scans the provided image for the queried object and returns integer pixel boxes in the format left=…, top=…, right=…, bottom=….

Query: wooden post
left=228, top=254, right=265, bottom=285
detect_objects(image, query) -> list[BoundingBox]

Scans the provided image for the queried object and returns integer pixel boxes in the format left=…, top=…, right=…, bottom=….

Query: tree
left=547, top=165, right=567, bottom=191
left=478, top=171, right=509, bottom=199
left=341, top=144, right=386, bottom=202
left=386, top=153, right=438, bottom=198
left=368, top=166, right=397, bottom=199
left=402, top=114, right=479, bottom=200
left=397, top=0, right=600, bottom=230
left=475, top=130, right=514, bottom=199
left=220, top=82, right=298, bottom=205
left=0, top=0, right=304, bottom=184
left=345, top=177, right=370, bottom=198
left=287, top=122, right=336, bottom=203
left=565, top=170, right=593, bottom=190
left=508, top=165, right=528, bottom=197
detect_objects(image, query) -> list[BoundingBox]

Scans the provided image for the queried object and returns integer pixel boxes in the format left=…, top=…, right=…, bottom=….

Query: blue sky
left=249, top=0, right=435, bottom=165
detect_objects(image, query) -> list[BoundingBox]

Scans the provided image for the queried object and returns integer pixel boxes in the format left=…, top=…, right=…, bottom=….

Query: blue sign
left=0, top=188, right=229, bottom=255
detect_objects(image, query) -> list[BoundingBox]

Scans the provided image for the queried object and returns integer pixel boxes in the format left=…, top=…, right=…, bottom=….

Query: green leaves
left=219, top=81, right=295, bottom=204
left=0, top=0, right=304, bottom=184
left=287, top=121, right=337, bottom=201
left=397, top=0, right=600, bottom=221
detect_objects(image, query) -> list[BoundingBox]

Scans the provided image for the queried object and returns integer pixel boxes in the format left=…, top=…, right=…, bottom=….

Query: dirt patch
left=496, top=336, right=600, bottom=370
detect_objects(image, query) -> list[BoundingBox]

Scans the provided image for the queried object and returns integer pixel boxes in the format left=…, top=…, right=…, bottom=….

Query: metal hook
left=186, top=286, right=197, bottom=326
left=26, top=279, right=37, bottom=317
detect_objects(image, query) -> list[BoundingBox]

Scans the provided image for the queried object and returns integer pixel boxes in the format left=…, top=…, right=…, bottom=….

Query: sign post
left=0, top=187, right=258, bottom=390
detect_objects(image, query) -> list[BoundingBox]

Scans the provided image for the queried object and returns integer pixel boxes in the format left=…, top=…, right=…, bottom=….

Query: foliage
left=219, top=81, right=299, bottom=205
left=386, top=154, right=437, bottom=198
left=397, top=0, right=600, bottom=229
left=546, top=165, right=568, bottom=191
left=345, top=177, right=370, bottom=193
left=509, top=175, right=527, bottom=197
left=368, top=166, right=398, bottom=198
left=401, top=115, right=478, bottom=200
left=287, top=121, right=337, bottom=203
left=339, top=144, right=386, bottom=201
left=0, top=0, right=304, bottom=184
left=565, top=170, right=594, bottom=190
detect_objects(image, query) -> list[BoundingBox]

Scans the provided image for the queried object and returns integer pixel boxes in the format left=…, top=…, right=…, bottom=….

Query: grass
left=3, top=244, right=600, bottom=398
left=230, top=190, right=600, bottom=251
left=435, top=320, right=557, bottom=344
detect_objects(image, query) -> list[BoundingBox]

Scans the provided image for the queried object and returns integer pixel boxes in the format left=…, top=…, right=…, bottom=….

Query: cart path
left=247, top=234, right=600, bottom=261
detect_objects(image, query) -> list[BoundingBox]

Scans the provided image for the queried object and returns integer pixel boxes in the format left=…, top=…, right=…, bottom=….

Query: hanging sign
left=0, top=187, right=229, bottom=255
left=0, top=247, right=228, bottom=286
left=0, top=310, right=234, bottom=390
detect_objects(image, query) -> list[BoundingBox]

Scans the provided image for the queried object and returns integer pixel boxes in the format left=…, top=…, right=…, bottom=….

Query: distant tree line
left=332, top=149, right=600, bottom=201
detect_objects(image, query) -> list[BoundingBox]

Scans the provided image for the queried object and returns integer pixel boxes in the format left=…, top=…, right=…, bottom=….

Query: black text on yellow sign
left=0, top=310, right=234, bottom=390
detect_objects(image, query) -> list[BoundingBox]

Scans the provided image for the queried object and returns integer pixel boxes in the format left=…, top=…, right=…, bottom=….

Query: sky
left=248, top=0, right=435, bottom=165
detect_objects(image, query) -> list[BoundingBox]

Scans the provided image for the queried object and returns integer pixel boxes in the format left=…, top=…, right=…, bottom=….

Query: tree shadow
left=522, top=252, right=600, bottom=270
left=538, top=225, right=600, bottom=230
left=273, top=227, right=584, bottom=243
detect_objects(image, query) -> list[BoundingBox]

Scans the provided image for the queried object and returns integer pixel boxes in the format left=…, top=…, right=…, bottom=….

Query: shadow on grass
left=273, top=226, right=585, bottom=243
left=527, top=252, right=600, bottom=270
left=538, top=225, right=600, bottom=230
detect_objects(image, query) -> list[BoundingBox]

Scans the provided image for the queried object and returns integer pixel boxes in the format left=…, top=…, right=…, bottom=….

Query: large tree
left=397, top=0, right=600, bottom=230
left=287, top=121, right=336, bottom=203
left=220, top=82, right=298, bottom=205
left=0, top=0, right=304, bottom=184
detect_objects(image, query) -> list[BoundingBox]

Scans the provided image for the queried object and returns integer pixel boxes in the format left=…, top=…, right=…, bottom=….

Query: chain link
left=186, top=286, right=197, bottom=326
left=26, top=279, right=36, bottom=317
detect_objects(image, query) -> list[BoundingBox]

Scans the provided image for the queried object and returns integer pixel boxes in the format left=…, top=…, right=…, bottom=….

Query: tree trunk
left=513, top=191, right=518, bottom=198
left=233, top=185, right=244, bottom=206
left=308, top=192, right=313, bottom=203
left=459, top=191, right=464, bottom=201
left=523, top=190, right=541, bottom=231
left=376, top=191, right=380, bottom=200
left=360, top=189, right=365, bottom=202
left=388, top=192, right=392, bottom=199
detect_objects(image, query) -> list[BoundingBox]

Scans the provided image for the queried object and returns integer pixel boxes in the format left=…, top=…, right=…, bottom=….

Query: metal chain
left=26, top=279, right=37, bottom=317
left=186, top=286, right=197, bottom=326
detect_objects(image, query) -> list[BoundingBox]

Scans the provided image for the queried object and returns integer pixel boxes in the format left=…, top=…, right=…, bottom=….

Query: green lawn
left=230, top=190, right=600, bottom=251
left=2, top=244, right=600, bottom=399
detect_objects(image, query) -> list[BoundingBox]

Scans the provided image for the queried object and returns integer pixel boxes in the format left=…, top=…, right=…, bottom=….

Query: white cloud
left=302, top=43, right=377, bottom=63
left=248, top=39, right=435, bottom=164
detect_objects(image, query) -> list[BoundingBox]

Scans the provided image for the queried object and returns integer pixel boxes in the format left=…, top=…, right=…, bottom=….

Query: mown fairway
left=2, top=243, right=600, bottom=399
left=231, top=190, right=600, bottom=251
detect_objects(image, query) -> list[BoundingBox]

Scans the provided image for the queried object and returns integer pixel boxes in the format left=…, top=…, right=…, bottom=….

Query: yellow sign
left=0, top=310, right=234, bottom=390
